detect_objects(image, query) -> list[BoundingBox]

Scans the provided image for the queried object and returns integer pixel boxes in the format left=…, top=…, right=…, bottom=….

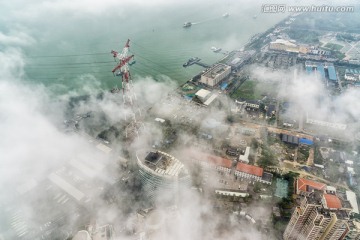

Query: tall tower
left=111, top=39, right=143, bottom=138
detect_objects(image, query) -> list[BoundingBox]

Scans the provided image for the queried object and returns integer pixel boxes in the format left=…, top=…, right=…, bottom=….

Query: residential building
left=283, top=194, right=350, bottom=240
left=346, top=219, right=360, bottom=239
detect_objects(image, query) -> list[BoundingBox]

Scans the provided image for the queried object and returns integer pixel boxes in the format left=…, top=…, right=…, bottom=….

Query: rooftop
left=195, top=89, right=211, bottom=100
left=190, top=150, right=232, bottom=169
left=346, top=190, right=359, bottom=214
left=297, top=178, right=327, bottom=193
left=270, top=39, right=297, bottom=47
left=139, top=151, right=188, bottom=178
left=323, top=194, right=342, bottom=209
left=202, top=63, right=230, bottom=79
left=236, top=163, right=263, bottom=177
left=261, top=172, right=273, bottom=183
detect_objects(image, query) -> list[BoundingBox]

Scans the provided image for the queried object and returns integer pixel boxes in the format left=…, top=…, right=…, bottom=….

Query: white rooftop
left=348, top=167, right=355, bottom=174
left=239, top=147, right=250, bottom=163
left=155, top=118, right=165, bottom=123
left=346, top=190, right=359, bottom=214
left=345, top=160, right=354, bottom=165
left=271, top=39, right=297, bottom=47
left=195, top=89, right=211, bottom=100
left=48, top=173, right=85, bottom=201
left=326, top=186, right=336, bottom=192
left=204, top=94, right=218, bottom=106
left=96, top=143, right=112, bottom=154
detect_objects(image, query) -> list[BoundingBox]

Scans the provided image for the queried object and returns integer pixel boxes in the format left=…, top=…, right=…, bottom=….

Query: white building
left=234, top=163, right=272, bottom=184
left=238, top=147, right=250, bottom=163
left=200, top=63, right=231, bottom=87
left=269, top=39, right=299, bottom=53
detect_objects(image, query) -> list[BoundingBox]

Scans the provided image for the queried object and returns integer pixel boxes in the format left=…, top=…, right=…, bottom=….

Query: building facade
left=234, top=163, right=272, bottom=184
left=284, top=196, right=350, bottom=240
left=200, top=63, right=231, bottom=87
left=136, top=150, right=191, bottom=201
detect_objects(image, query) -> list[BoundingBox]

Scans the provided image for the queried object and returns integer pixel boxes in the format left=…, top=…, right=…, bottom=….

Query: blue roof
left=317, top=65, right=325, bottom=79
left=306, top=66, right=313, bottom=74
left=184, top=95, right=193, bottom=100
left=327, top=66, right=337, bottom=81
left=299, top=138, right=314, bottom=145
left=220, top=82, right=228, bottom=90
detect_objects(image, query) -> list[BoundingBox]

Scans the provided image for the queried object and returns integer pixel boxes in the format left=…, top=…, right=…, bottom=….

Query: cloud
left=0, top=31, right=35, bottom=47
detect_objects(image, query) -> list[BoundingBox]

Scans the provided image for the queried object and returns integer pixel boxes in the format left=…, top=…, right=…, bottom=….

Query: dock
left=194, top=62, right=210, bottom=68
left=183, top=57, right=210, bottom=68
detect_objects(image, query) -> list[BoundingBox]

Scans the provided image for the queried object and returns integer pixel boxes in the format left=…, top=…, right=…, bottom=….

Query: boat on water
left=223, top=13, right=230, bottom=18
left=183, top=57, right=201, bottom=67
left=253, top=15, right=257, bottom=19
left=183, top=22, right=192, bottom=28
left=211, top=47, right=222, bottom=53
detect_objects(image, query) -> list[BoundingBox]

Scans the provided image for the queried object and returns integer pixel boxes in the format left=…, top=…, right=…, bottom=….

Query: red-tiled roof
left=206, top=155, right=232, bottom=169
left=236, top=163, right=263, bottom=177
left=297, top=178, right=327, bottom=193
left=189, top=150, right=232, bottom=169
left=323, top=194, right=342, bottom=209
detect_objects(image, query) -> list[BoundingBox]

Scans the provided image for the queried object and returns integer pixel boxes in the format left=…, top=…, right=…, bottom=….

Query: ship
left=183, top=22, right=192, bottom=28
left=183, top=57, right=201, bottom=67
left=223, top=13, right=230, bottom=18
left=211, top=47, right=222, bottom=53
left=253, top=15, right=257, bottom=19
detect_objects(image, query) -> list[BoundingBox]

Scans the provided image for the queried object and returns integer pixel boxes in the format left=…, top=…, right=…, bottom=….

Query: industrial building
left=226, top=50, right=256, bottom=69
left=136, top=150, right=191, bottom=200
left=234, top=163, right=273, bottom=184
left=199, top=63, right=231, bottom=87
left=269, top=39, right=300, bottom=53
left=194, top=89, right=218, bottom=106
left=306, top=113, right=347, bottom=130
left=305, top=61, right=338, bottom=83
left=344, top=69, right=360, bottom=82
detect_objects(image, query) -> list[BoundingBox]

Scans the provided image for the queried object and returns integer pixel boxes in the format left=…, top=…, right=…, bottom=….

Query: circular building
left=136, top=150, right=191, bottom=201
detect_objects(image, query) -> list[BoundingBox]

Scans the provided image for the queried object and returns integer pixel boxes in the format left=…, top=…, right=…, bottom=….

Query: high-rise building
left=346, top=219, right=360, bottom=239
left=136, top=150, right=191, bottom=201
left=283, top=192, right=350, bottom=240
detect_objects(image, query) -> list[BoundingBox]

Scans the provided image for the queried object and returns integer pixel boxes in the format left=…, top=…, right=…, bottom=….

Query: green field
left=230, top=80, right=260, bottom=100
left=324, top=42, right=344, bottom=51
